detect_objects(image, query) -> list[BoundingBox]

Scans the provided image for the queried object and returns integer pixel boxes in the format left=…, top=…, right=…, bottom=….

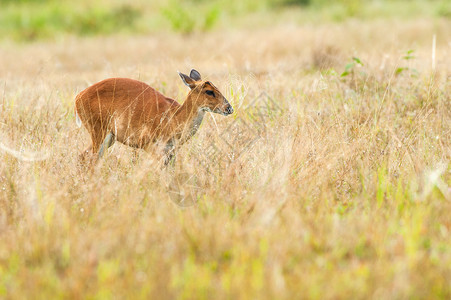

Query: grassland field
left=0, top=0, right=451, bottom=299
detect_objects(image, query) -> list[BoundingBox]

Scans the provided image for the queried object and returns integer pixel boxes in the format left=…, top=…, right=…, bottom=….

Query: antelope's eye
left=205, top=90, right=215, bottom=97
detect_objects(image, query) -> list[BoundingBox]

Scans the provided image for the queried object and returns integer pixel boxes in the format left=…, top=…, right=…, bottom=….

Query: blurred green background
left=0, top=0, right=450, bottom=41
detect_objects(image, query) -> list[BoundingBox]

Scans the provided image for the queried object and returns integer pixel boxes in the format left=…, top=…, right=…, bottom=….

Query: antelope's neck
left=191, top=108, right=205, bottom=128
left=171, top=94, right=206, bottom=141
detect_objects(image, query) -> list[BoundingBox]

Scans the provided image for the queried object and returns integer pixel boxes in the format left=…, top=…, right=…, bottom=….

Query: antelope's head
left=178, top=69, right=234, bottom=116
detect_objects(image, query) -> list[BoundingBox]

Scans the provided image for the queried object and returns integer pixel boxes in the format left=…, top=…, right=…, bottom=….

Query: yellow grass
left=0, top=18, right=450, bottom=299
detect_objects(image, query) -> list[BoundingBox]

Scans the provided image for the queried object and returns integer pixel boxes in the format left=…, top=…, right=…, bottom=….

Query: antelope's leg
left=98, top=132, right=115, bottom=159
left=78, top=145, right=93, bottom=164
left=163, top=140, right=176, bottom=166
left=131, top=148, right=139, bottom=163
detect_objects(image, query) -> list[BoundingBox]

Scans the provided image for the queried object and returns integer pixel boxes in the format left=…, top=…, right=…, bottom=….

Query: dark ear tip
left=178, top=70, right=196, bottom=88
left=189, top=69, right=202, bottom=81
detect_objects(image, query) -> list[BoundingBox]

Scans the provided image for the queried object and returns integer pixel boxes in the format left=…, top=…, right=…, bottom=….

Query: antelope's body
left=75, top=69, right=233, bottom=164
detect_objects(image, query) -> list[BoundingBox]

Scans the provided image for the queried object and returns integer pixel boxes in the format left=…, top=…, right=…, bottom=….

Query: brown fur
left=75, top=70, right=233, bottom=163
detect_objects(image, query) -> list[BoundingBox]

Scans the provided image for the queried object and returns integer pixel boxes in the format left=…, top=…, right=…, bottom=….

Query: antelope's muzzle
left=225, top=105, right=234, bottom=115
left=223, top=99, right=234, bottom=115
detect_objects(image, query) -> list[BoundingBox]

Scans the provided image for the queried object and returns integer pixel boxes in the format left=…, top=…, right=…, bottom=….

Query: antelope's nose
left=225, top=104, right=234, bottom=115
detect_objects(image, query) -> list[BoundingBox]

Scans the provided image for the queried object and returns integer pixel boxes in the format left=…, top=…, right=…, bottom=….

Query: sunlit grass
left=0, top=16, right=450, bottom=299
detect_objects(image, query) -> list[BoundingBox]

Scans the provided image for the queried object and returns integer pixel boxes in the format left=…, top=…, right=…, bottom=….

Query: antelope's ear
left=178, top=71, right=196, bottom=89
left=189, top=69, right=201, bottom=81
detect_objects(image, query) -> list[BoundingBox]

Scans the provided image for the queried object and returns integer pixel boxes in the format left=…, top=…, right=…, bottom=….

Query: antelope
left=75, top=69, right=233, bottom=165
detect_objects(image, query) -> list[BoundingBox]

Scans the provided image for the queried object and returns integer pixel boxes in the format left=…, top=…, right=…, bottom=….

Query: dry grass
left=1, top=18, right=451, bottom=299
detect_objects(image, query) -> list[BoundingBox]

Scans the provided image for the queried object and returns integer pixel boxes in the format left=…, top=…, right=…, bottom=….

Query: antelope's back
left=75, top=78, right=178, bottom=125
